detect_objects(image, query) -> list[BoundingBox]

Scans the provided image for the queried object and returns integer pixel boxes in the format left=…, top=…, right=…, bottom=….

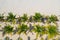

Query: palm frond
left=21, top=14, right=28, bottom=22
left=7, top=12, right=16, bottom=22
left=33, top=12, right=43, bottom=22
left=48, top=15, right=58, bottom=23
left=48, top=25, right=58, bottom=38
left=34, top=25, right=46, bottom=39
left=3, top=25, right=13, bottom=35
left=17, top=24, right=28, bottom=35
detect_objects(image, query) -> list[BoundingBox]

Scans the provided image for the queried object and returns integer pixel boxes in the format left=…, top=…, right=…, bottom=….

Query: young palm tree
left=48, top=15, right=58, bottom=23
left=2, top=25, right=13, bottom=36
left=0, top=14, right=4, bottom=22
left=47, top=25, right=59, bottom=40
left=17, top=24, right=29, bottom=40
left=21, top=14, right=28, bottom=22
left=6, top=12, right=16, bottom=24
left=33, top=12, right=43, bottom=22
left=17, top=24, right=28, bottom=34
left=34, top=25, right=46, bottom=40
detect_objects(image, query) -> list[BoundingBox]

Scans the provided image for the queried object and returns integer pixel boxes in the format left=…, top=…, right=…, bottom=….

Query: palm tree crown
left=17, top=24, right=28, bottom=34
left=33, top=12, right=43, bottom=22
left=47, top=25, right=58, bottom=38
left=7, top=12, right=16, bottom=22
left=48, top=15, right=58, bottom=23
left=21, top=14, right=28, bottom=22
left=3, top=25, right=13, bottom=34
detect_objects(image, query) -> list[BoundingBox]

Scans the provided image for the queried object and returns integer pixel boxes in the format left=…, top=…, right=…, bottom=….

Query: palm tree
left=6, top=12, right=16, bottom=24
left=34, top=25, right=46, bottom=40
left=17, top=24, right=28, bottom=34
left=33, top=12, right=43, bottom=22
left=2, top=25, right=13, bottom=36
left=21, top=14, right=28, bottom=22
left=47, top=25, right=59, bottom=40
left=17, top=24, right=29, bottom=40
left=0, top=14, right=4, bottom=22
left=48, top=15, right=58, bottom=23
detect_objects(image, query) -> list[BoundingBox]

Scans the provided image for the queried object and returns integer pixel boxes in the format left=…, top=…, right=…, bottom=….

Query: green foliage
left=0, top=12, right=58, bottom=23
left=7, top=12, right=16, bottom=22
left=48, top=25, right=58, bottom=38
left=34, top=25, right=46, bottom=37
left=3, top=25, right=13, bottom=34
left=48, top=15, right=58, bottom=23
left=21, top=14, right=28, bottom=22
left=33, top=25, right=47, bottom=40
left=0, top=12, right=59, bottom=40
left=33, top=12, right=42, bottom=22
left=17, top=24, right=28, bottom=34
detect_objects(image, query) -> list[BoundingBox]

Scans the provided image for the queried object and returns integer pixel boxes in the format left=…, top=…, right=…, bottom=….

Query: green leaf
left=17, top=24, right=28, bottom=34
left=21, top=14, right=28, bottom=22
left=48, top=25, right=58, bottom=38
left=3, top=25, right=13, bottom=34
left=48, top=15, right=58, bottom=23
left=33, top=12, right=42, bottom=22
left=7, top=12, right=16, bottom=22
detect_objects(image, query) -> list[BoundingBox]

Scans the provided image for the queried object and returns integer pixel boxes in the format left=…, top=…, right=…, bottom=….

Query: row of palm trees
left=0, top=12, right=58, bottom=23
left=0, top=12, right=59, bottom=40
left=0, top=23, right=60, bottom=40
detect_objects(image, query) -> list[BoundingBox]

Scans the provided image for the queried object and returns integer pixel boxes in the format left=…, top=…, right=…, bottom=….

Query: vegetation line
left=0, top=12, right=60, bottom=40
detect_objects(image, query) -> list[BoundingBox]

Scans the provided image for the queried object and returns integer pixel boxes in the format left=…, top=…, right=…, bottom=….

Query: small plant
left=21, top=14, right=28, bottom=22
left=3, top=25, right=13, bottom=35
left=6, top=12, right=16, bottom=22
left=34, top=25, right=46, bottom=40
left=47, top=25, right=58, bottom=39
left=0, top=12, right=59, bottom=39
left=17, top=24, right=29, bottom=35
left=33, top=12, right=43, bottom=22
left=48, top=15, right=58, bottom=23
